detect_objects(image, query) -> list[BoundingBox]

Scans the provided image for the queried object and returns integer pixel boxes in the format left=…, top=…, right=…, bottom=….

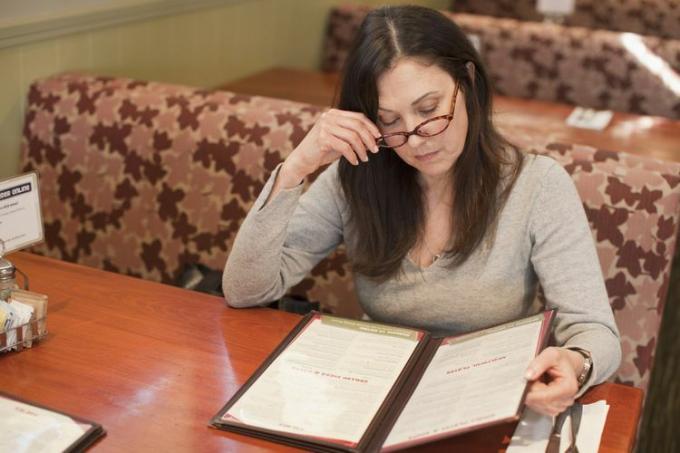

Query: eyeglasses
left=376, top=84, right=459, bottom=149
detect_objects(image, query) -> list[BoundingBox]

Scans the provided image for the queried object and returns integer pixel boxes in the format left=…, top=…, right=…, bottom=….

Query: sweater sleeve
left=529, top=159, right=621, bottom=393
left=222, top=162, right=345, bottom=308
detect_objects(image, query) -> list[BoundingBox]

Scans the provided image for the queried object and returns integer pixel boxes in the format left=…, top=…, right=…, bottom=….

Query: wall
left=0, top=0, right=448, bottom=178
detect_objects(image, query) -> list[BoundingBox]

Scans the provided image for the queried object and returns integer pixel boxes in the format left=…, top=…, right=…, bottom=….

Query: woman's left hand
left=524, top=347, right=584, bottom=416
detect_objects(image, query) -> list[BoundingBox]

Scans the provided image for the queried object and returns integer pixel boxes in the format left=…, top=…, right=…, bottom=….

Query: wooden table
left=222, top=67, right=680, bottom=164
left=0, top=252, right=642, bottom=452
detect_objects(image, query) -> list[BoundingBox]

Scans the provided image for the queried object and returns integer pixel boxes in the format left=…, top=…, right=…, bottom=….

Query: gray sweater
left=223, top=154, right=621, bottom=389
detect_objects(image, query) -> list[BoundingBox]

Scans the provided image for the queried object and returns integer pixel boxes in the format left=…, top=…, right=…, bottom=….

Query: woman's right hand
left=280, top=109, right=382, bottom=184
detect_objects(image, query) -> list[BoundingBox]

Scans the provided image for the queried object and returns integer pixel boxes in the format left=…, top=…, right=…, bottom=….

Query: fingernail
left=361, top=155, right=368, bottom=162
left=372, top=146, right=379, bottom=153
left=525, top=368, right=535, bottom=380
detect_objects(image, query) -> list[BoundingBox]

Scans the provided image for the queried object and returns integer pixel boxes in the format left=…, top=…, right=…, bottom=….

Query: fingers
left=336, top=109, right=382, bottom=139
left=525, top=347, right=561, bottom=380
left=328, top=126, right=370, bottom=163
left=525, top=381, right=576, bottom=416
left=334, top=115, right=380, bottom=155
left=528, top=376, right=578, bottom=403
left=326, top=134, right=360, bottom=166
left=524, top=347, right=580, bottom=417
left=318, top=110, right=380, bottom=164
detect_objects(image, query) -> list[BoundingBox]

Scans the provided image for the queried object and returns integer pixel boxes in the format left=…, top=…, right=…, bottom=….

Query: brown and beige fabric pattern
left=20, top=73, right=680, bottom=392
left=530, top=142, right=680, bottom=393
left=452, top=13, right=680, bottom=119
left=322, top=5, right=680, bottom=118
left=321, top=4, right=372, bottom=73
left=450, top=0, right=545, bottom=23
left=18, top=72, right=353, bottom=313
left=450, top=0, right=680, bottom=40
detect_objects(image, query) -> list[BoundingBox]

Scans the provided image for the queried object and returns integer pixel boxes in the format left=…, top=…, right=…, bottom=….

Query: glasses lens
left=418, top=118, right=450, bottom=137
left=379, top=135, right=408, bottom=148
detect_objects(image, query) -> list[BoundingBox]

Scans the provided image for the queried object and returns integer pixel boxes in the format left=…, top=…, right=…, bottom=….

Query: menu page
left=223, top=315, right=421, bottom=445
left=383, top=314, right=545, bottom=450
left=0, top=395, right=88, bottom=453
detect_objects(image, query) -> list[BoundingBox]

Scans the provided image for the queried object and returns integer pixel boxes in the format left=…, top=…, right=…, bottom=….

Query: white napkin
left=11, top=300, right=34, bottom=339
left=1, top=299, right=34, bottom=350
left=507, top=401, right=609, bottom=453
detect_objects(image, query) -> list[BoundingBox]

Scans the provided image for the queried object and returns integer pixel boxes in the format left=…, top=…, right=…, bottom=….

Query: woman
left=223, top=5, right=620, bottom=416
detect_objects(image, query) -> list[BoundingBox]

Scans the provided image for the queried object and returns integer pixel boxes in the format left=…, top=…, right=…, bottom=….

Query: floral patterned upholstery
left=321, top=5, right=680, bottom=119
left=530, top=143, right=680, bottom=392
left=19, top=72, right=335, bottom=302
left=20, top=72, right=680, bottom=393
left=450, top=0, right=680, bottom=40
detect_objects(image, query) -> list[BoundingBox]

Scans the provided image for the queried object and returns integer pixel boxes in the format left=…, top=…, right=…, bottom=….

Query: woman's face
left=376, top=58, right=468, bottom=183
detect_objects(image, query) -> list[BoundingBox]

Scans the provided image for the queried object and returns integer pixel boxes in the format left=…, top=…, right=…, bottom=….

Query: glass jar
left=0, top=257, right=16, bottom=302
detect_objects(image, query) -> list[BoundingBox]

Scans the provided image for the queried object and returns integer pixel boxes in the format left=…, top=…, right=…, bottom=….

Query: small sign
left=467, top=33, right=482, bottom=54
left=565, top=107, right=614, bottom=131
left=536, top=0, right=575, bottom=16
left=0, top=172, right=43, bottom=255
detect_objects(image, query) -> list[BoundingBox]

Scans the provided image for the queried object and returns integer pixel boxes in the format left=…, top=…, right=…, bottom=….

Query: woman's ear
left=466, top=61, right=476, bottom=87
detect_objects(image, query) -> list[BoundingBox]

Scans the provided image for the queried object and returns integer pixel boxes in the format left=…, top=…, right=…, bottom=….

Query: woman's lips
left=414, top=150, right=439, bottom=162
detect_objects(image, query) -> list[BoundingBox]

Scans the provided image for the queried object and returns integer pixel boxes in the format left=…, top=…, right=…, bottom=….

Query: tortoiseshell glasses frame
left=375, top=83, right=460, bottom=149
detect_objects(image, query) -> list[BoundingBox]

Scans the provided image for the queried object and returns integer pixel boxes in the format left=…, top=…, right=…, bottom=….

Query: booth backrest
left=322, top=5, right=680, bottom=119
left=450, top=0, right=680, bottom=40
left=19, top=73, right=321, bottom=282
left=20, top=72, right=680, bottom=392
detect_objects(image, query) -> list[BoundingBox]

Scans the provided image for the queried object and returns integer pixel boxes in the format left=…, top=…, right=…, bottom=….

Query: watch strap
left=568, top=347, right=593, bottom=388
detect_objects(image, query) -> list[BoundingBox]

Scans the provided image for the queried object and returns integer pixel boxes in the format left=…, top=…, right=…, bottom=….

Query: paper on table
left=0, top=396, right=87, bottom=453
left=506, top=401, right=609, bottom=453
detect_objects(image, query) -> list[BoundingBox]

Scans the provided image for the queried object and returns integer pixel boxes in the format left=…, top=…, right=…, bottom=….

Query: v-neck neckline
left=405, top=253, right=444, bottom=271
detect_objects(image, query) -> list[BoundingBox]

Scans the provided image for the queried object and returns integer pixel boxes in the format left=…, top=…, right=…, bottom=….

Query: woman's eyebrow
left=378, top=91, right=441, bottom=112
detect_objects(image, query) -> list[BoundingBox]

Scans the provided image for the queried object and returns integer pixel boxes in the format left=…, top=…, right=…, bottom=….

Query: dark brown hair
left=337, top=5, right=523, bottom=280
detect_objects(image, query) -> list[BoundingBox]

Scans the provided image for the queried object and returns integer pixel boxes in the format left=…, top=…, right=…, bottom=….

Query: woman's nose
left=407, top=131, right=426, bottom=148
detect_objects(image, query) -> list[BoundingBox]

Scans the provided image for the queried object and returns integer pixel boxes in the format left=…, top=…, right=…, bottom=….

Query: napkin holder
left=0, top=286, right=48, bottom=353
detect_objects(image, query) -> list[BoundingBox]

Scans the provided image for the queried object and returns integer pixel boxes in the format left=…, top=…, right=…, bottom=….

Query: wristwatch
left=569, top=348, right=593, bottom=388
